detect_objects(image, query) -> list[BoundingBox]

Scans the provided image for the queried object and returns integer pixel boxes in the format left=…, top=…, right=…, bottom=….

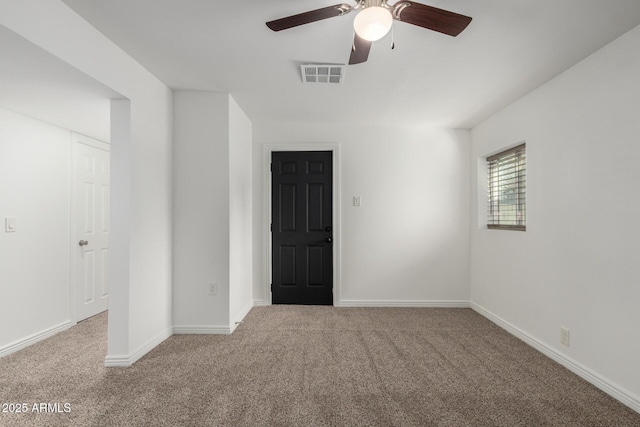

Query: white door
left=75, top=135, right=110, bottom=321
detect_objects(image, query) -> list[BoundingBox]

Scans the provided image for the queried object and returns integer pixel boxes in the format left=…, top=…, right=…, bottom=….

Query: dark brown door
left=271, top=151, right=333, bottom=305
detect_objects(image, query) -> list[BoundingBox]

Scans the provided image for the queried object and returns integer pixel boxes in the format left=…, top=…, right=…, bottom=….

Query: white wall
left=0, top=1, right=174, bottom=364
left=470, top=25, right=640, bottom=407
left=173, top=91, right=230, bottom=329
left=0, top=109, right=72, bottom=354
left=173, top=91, right=253, bottom=332
left=228, top=97, right=253, bottom=324
left=253, top=123, right=470, bottom=306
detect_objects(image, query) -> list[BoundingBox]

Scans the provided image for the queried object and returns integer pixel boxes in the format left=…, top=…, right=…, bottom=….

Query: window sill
left=487, top=225, right=526, bottom=231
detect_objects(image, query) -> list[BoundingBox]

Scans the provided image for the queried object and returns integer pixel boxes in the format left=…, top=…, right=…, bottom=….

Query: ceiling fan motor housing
left=357, top=0, right=390, bottom=9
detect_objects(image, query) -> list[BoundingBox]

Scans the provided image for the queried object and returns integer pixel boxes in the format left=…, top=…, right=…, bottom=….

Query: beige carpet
left=0, top=306, right=638, bottom=426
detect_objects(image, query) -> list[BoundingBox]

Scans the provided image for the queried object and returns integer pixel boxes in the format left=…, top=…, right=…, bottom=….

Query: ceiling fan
left=266, top=0, right=472, bottom=65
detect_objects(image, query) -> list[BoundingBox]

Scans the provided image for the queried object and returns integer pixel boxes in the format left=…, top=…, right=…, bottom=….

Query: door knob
left=79, top=240, right=89, bottom=246
left=325, top=237, right=332, bottom=243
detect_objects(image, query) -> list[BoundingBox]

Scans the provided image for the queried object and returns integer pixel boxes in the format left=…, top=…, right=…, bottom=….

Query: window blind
left=487, top=143, right=526, bottom=231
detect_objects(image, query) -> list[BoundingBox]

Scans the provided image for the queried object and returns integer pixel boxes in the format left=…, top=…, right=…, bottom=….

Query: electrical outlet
left=5, top=217, right=16, bottom=232
left=209, top=283, right=217, bottom=295
left=560, top=327, right=570, bottom=347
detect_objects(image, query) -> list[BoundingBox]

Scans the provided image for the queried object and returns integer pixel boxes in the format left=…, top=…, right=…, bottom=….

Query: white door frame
left=263, top=143, right=342, bottom=306
left=69, top=132, right=110, bottom=324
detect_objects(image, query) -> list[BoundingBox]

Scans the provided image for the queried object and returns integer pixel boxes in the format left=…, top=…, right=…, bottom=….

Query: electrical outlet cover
left=560, top=327, right=570, bottom=346
left=5, top=218, right=16, bottom=232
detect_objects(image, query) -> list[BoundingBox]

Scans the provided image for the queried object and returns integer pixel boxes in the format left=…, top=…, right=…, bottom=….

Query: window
left=487, top=143, right=526, bottom=230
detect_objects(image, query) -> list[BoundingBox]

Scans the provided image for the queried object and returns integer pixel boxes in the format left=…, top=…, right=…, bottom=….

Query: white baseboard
left=105, top=305, right=257, bottom=367
left=0, top=321, right=74, bottom=358
left=103, top=354, right=130, bottom=368
left=230, top=300, right=254, bottom=333
left=253, top=299, right=267, bottom=306
left=104, top=327, right=172, bottom=368
left=470, top=302, right=640, bottom=414
left=172, top=325, right=233, bottom=335
left=174, top=301, right=255, bottom=336
left=338, top=299, right=470, bottom=308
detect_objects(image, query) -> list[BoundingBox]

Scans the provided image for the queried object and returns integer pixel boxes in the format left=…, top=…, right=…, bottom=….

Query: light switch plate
left=353, top=196, right=361, bottom=207
left=5, top=218, right=16, bottom=232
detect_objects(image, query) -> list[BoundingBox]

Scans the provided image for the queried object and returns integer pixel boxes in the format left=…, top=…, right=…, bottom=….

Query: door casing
left=263, top=143, right=341, bottom=306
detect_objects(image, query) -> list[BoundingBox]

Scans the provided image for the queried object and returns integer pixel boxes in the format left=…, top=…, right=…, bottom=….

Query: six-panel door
left=76, top=141, right=110, bottom=321
left=271, top=151, right=333, bottom=305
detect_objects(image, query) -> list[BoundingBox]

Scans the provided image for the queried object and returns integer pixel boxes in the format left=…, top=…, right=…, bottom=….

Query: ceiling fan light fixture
left=353, top=6, right=393, bottom=42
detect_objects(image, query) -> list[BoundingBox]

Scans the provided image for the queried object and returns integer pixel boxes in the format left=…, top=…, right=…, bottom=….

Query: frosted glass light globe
left=353, top=7, right=393, bottom=42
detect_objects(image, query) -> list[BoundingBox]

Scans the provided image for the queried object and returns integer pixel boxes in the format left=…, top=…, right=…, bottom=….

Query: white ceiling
left=4, top=1, right=640, bottom=136
left=0, top=25, right=118, bottom=141
left=58, top=0, right=640, bottom=129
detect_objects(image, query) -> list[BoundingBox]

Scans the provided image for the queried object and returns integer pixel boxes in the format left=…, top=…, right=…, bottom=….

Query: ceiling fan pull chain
left=391, top=24, right=395, bottom=49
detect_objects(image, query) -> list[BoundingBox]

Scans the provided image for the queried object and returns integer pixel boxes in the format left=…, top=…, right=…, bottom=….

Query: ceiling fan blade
left=348, top=34, right=371, bottom=65
left=266, top=4, right=352, bottom=32
left=393, top=1, right=472, bottom=36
